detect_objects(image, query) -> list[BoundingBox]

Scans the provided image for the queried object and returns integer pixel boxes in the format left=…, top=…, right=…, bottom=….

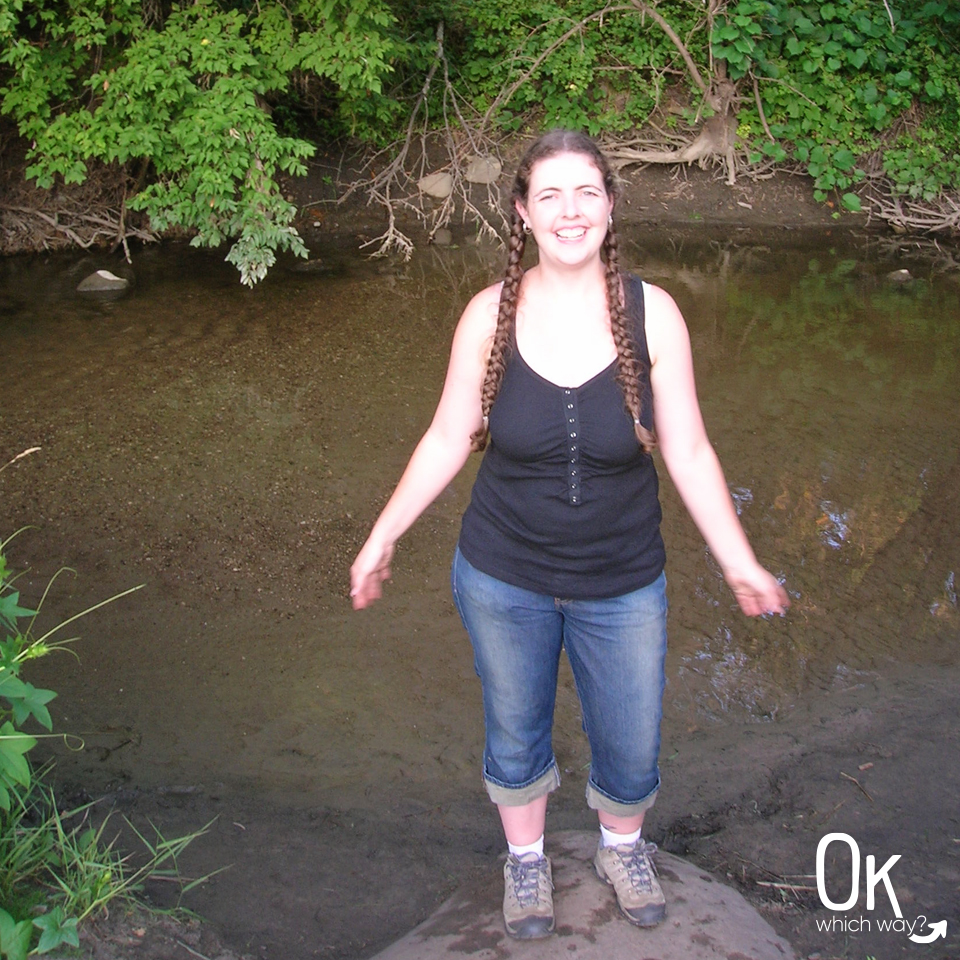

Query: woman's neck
left=523, top=259, right=608, bottom=304
left=517, top=259, right=613, bottom=350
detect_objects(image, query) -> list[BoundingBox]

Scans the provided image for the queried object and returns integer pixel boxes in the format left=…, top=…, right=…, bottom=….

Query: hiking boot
left=502, top=852, right=555, bottom=939
left=594, top=838, right=666, bottom=927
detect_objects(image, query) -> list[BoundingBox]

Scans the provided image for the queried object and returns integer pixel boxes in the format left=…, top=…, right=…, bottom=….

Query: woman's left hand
left=724, top=564, right=790, bottom=618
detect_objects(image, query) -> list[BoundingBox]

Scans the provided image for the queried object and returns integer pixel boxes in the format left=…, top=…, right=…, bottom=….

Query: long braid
left=470, top=213, right=526, bottom=452
left=605, top=226, right=657, bottom=453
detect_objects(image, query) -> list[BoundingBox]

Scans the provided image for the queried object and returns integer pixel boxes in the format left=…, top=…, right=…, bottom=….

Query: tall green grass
left=1, top=486, right=216, bottom=958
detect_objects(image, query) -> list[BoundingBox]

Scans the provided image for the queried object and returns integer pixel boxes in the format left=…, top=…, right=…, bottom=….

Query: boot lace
left=507, top=854, right=549, bottom=906
left=619, top=840, right=658, bottom=892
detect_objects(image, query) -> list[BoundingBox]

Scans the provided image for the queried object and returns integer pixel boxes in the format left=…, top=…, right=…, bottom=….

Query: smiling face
left=515, top=150, right=614, bottom=267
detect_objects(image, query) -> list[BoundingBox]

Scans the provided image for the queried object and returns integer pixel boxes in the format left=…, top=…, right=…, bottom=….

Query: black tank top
left=458, top=273, right=665, bottom=599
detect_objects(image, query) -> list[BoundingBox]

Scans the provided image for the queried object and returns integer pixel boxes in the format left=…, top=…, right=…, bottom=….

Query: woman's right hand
left=350, top=537, right=395, bottom=610
left=346, top=283, right=500, bottom=612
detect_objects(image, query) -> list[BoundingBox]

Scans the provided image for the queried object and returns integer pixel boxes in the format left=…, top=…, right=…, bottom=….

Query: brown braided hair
left=469, top=129, right=656, bottom=453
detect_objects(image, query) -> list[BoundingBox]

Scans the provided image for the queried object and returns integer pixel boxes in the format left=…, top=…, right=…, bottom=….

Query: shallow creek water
left=1, top=227, right=959, bottom=954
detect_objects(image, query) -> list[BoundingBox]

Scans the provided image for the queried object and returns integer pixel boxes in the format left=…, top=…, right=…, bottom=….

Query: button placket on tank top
left=563, top=388, right=582, bottom=506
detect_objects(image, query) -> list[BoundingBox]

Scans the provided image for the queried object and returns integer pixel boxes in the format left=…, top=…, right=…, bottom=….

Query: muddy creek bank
left=2, top=224, right=959, bottom=960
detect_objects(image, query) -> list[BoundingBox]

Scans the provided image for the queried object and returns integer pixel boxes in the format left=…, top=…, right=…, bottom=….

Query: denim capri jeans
left=451, top=546, right=668, bottom=818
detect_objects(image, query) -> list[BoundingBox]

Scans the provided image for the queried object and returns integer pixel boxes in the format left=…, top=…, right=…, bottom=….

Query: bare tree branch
left=882, top=0, right=896, bottom=33
left=337, top=21, right=508, bottom=258
left=752, top=72, right=775, bottom=142
left=479, top=5, right=635, bottom=135
left=629, top=0, right=710, bottom=98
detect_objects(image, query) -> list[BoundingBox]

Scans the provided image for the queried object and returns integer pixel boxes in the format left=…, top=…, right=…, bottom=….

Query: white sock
left=600, top=824, right=641, bottom=848
left=508, top=834, right=544, bottom=859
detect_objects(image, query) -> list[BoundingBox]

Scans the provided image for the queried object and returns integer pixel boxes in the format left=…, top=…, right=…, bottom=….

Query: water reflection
left=729, top=486, right=753, bottom=516
left=930, top=570, right=958, bottom=618
left=1, top=227, right=958, bottom=809
left=647, top=232, right=960, bottom=720
left=676, top=625, right=787, bottom=722
left=816, top=501, right=850, bottom=549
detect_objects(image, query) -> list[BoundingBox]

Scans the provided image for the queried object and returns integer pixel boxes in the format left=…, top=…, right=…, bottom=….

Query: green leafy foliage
left=0, top=721, right=37, bottom=810
left=0, top=908, right=33, bottom=960
left=2, top=1, right=960, bottom=267
left=441, top=1, right=960, bottom=211
left=880, top=128, right=960, bottom=201
left=715, top=0, right=960, bottom=203
left=452, top=1, right=701, bottom=135
left=0, top=549, right=142, bottom=815
left=0, top=592, right=33, bottom=635
left=33, top=907, right=79, bottom=954
left=0, top=0, right=407, bottom=284
left=1, top=781, right=217, bottom=956
left=0, top=560, right=47, bottom=813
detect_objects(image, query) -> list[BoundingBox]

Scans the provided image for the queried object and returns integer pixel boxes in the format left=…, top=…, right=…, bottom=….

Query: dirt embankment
left=285, top=146, right=847, bottom=252
left=2, top=124, right=851, bottom=262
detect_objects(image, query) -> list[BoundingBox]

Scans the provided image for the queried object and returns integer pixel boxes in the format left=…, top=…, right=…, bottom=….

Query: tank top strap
left=621, top=272, right=651, bottom=368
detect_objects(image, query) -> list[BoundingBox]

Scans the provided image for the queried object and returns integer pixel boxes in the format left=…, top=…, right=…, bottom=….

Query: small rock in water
left=885, top=268, right=913, bottom=284
left=431, top=228, right=453, bottom=246
left=289, top=257, right=329, bottom=273
left=77, top=269, right=130, bottom=293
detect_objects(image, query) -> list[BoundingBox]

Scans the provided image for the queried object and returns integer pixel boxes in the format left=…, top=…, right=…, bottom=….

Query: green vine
left=714, top=0, right=960, bottom=208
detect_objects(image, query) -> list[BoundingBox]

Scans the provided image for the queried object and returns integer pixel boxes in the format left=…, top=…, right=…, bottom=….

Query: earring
left=522, top=221, right=532, bottom=234
left=608, top=214, right=614, bottom=227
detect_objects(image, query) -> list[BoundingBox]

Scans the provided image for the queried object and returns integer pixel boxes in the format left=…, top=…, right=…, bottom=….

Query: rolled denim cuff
left=483, top=761, right=561, bottom=807
left=585, top=775, right=660, bottom=818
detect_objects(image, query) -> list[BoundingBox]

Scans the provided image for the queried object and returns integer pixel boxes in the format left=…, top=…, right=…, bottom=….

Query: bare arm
left=349, top=284, right=499, bottom=609
left=645, top=283, right=788, bottom=617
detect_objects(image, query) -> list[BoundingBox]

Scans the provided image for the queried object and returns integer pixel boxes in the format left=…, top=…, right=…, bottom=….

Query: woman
left=350, top=130, right=788, bottom=939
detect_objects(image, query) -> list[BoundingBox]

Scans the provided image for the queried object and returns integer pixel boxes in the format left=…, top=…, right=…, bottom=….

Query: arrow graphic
left=909, top=919, right=947, bottom=943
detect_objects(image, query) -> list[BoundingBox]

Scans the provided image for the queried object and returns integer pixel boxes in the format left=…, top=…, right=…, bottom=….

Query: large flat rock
left=373, top=830, right=797, bottom=960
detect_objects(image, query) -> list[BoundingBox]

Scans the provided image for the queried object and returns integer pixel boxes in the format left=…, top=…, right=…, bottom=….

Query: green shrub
left=0, top=533, right=211, bottom=958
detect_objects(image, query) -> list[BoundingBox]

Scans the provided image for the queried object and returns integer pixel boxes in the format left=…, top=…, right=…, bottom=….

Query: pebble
left=885, top=268, right=913, bottom=283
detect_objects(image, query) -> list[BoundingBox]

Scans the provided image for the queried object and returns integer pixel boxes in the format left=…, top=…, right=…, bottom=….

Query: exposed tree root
left=848, top=107, right=960, bottom=238
left=865, top=189, right=960, bottom=236
left=603, top=114, right=740, bottom=186
left=1, top=203, right=156, bottom=259
left=336, top=23, right=508, bottom=259
left=0, top=154, right=156, bottom=259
